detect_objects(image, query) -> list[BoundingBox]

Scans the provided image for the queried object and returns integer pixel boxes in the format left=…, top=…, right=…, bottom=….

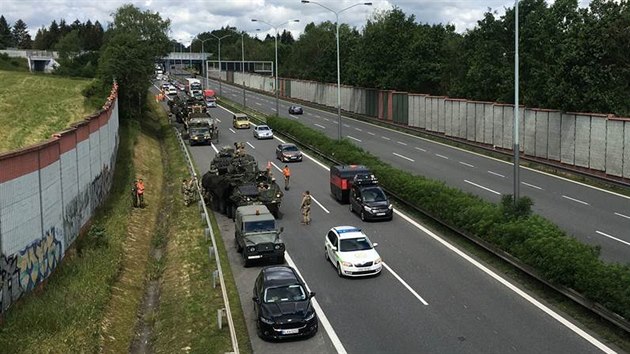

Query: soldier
left=131, top=180, right=138, bottom=207
left=300, top=190, right=312, bottom=225
left=182, top=178, right=191, bottom=206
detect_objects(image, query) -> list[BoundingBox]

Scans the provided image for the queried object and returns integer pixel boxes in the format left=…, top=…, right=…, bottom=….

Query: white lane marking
left=229, top=128, right=236, bottom=134
left=289, top=114, right=299, bottom=119
left=459, top=161, right=475, bottom=168
left=435, top=154, right=449, bottom=160
left=382, top=136, right=391, bottom=141
left=522, top=181, right=543, bottom=190
left=415, top=147, right=427, bottom=152
left=323, top=118, right=330, bottom=122
left=314, top=123, right=326, bottom=129
left=215, top=118, right=221, bottom=123
left=355, top=127, right=363, bottom=132
left=614, top=212, right=630, bottom=220
left=210, top=143, right=219, bottom=154
left=397, top=141, right=407, bottom=146
left=347, top=135, right=362, bottom=142
left=255, top=102, right=262, bottom=106
left=488, top=170, right=505, bottom=178
left=285, top=253, right=347, bottom=354
left=596, top=230, right=630, bottom=246
left=562, top=195, right=589, bottom=205
left=393, top=152, right=415, bottom=162
left=394, top=210, right=617, bottom=354
left=382, top=263, right=429, bottom=306
left=314, top=114, right=321, bottom=118
left=270, top=161, right=282, bottom=172
left=311, top=195, right=330, bottom=214
left=464, top=180, right=501, bottom=195
left=343, top=124, right=350, bottom=128
left=367, top=132, right=376, bottom=136
left=246, top=142, right=256, bottom=149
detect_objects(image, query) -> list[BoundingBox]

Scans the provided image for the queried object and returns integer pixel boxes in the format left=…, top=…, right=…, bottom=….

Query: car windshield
left=339, top=237, right=372, bottom=252
left=244, top=233, right=277, bottom=244
left=244, top=220, right=275, bottom=233
left=283, top=145, right=299, bottom=152
left=264, top=284, right=306, bottom=303
left=362, top=188, right=387, bottom=202
left=191, top=128, right=209, bottom=135
left=258, top=126, right=270, bottom=131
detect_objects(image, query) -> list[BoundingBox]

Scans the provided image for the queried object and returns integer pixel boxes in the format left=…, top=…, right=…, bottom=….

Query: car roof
left=261, top=266, right=301, bottom=287
left=256, top=125, right=270, bottom=129
left=280, top=143, right=298, bottom=148
left=331, top=226, right=367, bottom=239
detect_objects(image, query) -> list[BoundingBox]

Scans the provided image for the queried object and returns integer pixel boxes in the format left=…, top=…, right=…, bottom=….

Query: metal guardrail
left=172, top=126, right=240, bottom=354
left=215, top=92, right=630, bottom=336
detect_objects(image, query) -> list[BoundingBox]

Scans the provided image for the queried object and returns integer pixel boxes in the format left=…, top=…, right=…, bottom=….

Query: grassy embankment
left=0, top=71, right=250, bottom=352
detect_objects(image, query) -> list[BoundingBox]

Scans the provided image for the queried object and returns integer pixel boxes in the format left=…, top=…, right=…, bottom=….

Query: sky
left=1, top=0, right=592, bottom=45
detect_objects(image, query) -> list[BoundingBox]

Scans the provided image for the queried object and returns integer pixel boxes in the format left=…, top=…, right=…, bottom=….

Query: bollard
left=212, top=269, right=219, bottom=288
left=217, top=308, right=226, bottom=329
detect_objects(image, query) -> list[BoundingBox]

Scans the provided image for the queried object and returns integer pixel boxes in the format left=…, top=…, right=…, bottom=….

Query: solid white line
left=246, top=142, right=256, bottom=149
left=210, top=143, right=219, bottom=154
left=367, top=132, right=376, bottom=136
left=562, top=195, right=589, bottom=205
left=415, top=147, right=426, bottom=152
left=314, top=123, right=326, bottom=129
left=393, top=209, right=616, bottom=354
left=382, top=136, right=391, bottom=141
left=435, top=154, right=449, bottom=160
left=614, top=212, right=630, bottom=220
left=355, top=127, right=363, bottom=132
left=347, top=135, right=362, bottom=142
left=382, top=263, right=429, bottom=306
left=397, top=141, right=408, bottom=146
left=596, top=231, right=630, bottom=246
left=488, top=170, right=505, bottom=178
left=464, top=180, right=501, bottom=195
left=285, top=253, right=346, bottom=354
left=311, top=195, right=330, bottom=214
left=393, top=152, right=415, bottom=162
left=343, top=124, right=350, bottom=128
left=229, top=128, right=236, bottom=134
left=522, top=182, right=543, bottom=190
left=459, top=161, right=475, bottom=168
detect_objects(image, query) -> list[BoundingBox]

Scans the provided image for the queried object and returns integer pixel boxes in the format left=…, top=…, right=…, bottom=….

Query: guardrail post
left=217, top=308, right=226, bottom=329
left=212, top=269, right=219, bottom=288
left=200, top=211, right=206, bottom=223
left=205, top=228, right=211, bottom=240
left=208, top=246, right=214, bottom=260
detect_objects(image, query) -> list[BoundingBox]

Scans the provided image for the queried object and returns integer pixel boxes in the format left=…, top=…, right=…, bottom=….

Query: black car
left=275, top=143, right=303, bottom=162
left=288, top=105, right=303, bottom=115
left=253, top=266, right=318, bottom=340
left=349, top=174, right=393, bottom=221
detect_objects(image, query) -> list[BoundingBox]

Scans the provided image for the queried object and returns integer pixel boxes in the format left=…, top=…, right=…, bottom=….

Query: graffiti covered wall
left=0, top=84, right=119, bottom=317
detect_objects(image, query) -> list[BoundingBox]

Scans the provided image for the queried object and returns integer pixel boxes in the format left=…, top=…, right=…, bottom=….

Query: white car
left=324, top=226, right=382, bottom=277
left=167, top=86, right=178, bottom=95
left=253, top=125, right=273, bottom=139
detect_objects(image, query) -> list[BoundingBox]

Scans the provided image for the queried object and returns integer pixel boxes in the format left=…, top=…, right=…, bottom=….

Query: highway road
left=159, top=81, right=618, bottom=353
left=204, top=78, right=630, bottom=265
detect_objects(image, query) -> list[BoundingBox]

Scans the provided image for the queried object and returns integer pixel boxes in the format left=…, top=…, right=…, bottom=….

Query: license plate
left=376, top=212, right=385, bottom=216
left=282, top=328, right=299, bottom=335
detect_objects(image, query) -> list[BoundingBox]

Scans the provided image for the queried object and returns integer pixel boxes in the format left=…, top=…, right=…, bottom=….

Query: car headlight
left=260, top=317, right=274, bottom=325
left=340, top=261, right=353, bottom=267
left=374, top=257, right=382, bottom=264
left=274, top=244, right=284, bottom=250
left=363, top=205, right=373, bottom=212
left=276, top=193, right=281, bottom=198
left=305, top=312, right=316, bottom=321
left=249, top=247, right=256, bottom=252
left=388, top=204, right=393, bottom=210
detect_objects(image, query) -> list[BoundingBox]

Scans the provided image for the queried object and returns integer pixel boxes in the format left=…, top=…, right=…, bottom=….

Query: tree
left=97, top=4, right=170, bottom=119
left=12, top=19, right=32, bottom=49
left=0, top=15, right=13, bottom=49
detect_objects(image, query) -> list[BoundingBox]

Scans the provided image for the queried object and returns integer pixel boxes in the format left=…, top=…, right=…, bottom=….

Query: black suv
left=253, top=266, right=318, bottom=340
left=349, top=174, right=393, bottom=221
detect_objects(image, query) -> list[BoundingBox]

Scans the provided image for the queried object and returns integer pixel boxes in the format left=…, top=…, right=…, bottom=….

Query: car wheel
left=360, top=210, right=366, bottom=221
left=235, top=236, right=243, bottom=253
left=337, top=263, right=343, bottom=277
left=324, top=248, right=329, bottom=261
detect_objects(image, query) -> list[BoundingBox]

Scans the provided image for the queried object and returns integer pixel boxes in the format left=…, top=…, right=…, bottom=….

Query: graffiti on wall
left=1, top=228, right=62, bottom=316
left=63, top=161, right=114, bottom=247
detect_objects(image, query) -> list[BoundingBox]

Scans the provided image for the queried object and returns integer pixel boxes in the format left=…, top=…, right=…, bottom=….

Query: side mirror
left=279, top=227, right=284, bottom=233
left=373, top=242, right=379, bottom=248
left=330, top=246, right=337, bottom=251
left=309, top=292, right=316, bottom=298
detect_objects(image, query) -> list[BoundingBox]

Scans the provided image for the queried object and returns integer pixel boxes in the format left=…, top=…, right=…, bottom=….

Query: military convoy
left=201, top=145, right=284, bottom=219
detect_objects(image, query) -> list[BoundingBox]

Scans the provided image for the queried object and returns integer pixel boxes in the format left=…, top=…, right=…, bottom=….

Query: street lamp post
left=252, top=19, right=300, bottom=115
left=514, top=1, right=520, bottom=202
left=198, top=38, right=212, bottom=88
left=209, top=33, right=232, bottom=96
left=230, top=28, right=259, bottom=107
left=302, top=1, right=372, bottom=140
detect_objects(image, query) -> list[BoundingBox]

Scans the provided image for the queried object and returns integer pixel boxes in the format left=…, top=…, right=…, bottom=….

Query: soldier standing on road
left=300, top=190, right=312, bottom=225
left=282, top=165, right=291, bottom=191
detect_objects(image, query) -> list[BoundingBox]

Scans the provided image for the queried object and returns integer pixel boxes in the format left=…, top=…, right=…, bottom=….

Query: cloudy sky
left=2, top=0, right=591, bottom=45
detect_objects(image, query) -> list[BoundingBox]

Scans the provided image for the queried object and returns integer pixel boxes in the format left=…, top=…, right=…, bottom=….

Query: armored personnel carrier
left=201, top=146, right=283, bottom=218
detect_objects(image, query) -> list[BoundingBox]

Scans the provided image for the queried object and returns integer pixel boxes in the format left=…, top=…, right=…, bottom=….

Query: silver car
left=253, top=125, right=274, bottom=140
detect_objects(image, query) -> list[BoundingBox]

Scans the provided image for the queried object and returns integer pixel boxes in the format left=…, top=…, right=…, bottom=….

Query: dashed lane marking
left=464, top=180, right=501, bottom=195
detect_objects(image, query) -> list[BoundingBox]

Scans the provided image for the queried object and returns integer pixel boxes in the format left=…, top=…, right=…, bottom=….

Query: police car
left=324, top=226, right=382, bottom=277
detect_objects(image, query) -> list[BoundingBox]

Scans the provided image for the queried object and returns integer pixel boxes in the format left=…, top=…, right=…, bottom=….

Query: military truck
left=201, top=146, right=283, bottom=218
left=234, top=205, right=285, bottom=266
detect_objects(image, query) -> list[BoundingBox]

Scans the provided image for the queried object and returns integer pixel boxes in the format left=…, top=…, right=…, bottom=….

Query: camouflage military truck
left=201, top=145, right=283, bottom=218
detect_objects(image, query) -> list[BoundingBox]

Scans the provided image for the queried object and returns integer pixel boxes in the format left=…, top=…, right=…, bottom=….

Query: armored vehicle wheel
left=277, top=254, right=285, bottom=264
left=235, top=235, right=243, bottom=253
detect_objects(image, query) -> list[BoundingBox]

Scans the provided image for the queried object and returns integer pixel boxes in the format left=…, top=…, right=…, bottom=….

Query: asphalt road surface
left=156, top=81, right=619, bottom=354
left=203, top=78, right=630, bottom=265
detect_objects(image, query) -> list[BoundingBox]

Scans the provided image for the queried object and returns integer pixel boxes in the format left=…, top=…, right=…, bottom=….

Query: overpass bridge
left=0, top=49, right=59, bottom=73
